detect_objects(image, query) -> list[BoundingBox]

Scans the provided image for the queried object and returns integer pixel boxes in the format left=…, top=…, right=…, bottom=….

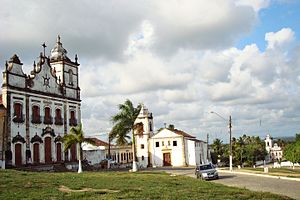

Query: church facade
left=134, top=105, right=208, bottom=168
left=0, top=36, right=81, bottom=167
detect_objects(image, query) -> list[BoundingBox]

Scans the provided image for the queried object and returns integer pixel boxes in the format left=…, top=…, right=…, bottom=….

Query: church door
left=33, top=143, right=40, bottom=163
left=71, top=144, right=77, bottom=162
left=15, top=144, right=22, bottom=167
left=56, top=143, right=62, bottom=162
left=163, top=153, right=171, bottom=166
left=44, top=137, right=52, bottom=164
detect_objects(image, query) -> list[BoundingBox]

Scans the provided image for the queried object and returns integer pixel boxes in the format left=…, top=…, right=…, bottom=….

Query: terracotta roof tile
left=88, top=138, right=110, bottom=147
left=168, top=128, right=196, bottom=138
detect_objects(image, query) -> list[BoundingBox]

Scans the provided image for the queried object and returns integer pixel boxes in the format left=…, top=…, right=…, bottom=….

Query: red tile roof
left=168, top=128, right=196, bottom=138
left=88, top=138, right=110, bottom=146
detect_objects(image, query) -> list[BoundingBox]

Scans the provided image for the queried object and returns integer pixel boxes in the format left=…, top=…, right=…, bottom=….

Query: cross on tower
left=42, top=42, right=47, bottom=57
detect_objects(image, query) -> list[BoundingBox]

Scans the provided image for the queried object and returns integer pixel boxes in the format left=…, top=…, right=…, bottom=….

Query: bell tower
left=134, top=104, right=154, bottom=168
left=49, top=35, right=80, bottom=100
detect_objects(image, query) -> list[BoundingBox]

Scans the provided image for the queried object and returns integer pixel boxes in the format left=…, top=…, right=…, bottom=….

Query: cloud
left=1, top=0, right=300, bottom=142
left=265, top=28, right=295, bottom=49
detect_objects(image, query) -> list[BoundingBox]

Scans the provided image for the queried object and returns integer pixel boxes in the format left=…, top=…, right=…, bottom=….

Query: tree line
left=210, top=135, right=267, bottom=167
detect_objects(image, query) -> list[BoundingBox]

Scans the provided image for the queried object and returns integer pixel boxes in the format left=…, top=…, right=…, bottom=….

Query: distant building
left=0, top=36, right=81, bottom=168
left=82, top=138, right=133, bottom=166
left=265, top=134, right=283, bottom=161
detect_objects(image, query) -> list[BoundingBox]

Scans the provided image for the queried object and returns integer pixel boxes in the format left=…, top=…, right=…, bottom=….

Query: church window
left=31, top=105, right=41, bottom=123
left=55, top=108, right=63, bottom=125
left=141, top=144, right=144, bottom=149
left=142, top=156, right=144, bottom=161
left=155, top=142, right=159, bottom=147
left=69, top=110, right=77, bottom=126
left=13, top=103, right=23, bottom=123
left=149, top=122, right=152, bottom=131
left=168, top=141, right=170, bottom=146
left=68, top=69, right=73, bottom=85
left=162, top=141, right=164, bottom=146
left=173, top=141, right=177, bottom=146
left=44, top=107, right=53, bottom=124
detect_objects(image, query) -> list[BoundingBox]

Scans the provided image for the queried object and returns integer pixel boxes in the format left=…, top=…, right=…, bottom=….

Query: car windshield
left=199, top=164, right=213, bottom=171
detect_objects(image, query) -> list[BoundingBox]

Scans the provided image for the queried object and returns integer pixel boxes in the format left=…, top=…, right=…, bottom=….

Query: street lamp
left=210, top=111, right=233, bottom=171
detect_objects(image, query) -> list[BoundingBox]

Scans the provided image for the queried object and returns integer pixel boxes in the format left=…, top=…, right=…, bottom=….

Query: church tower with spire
left=50, top=35, right=80, bottom=100
left=134, top=105, right=154, bottom=168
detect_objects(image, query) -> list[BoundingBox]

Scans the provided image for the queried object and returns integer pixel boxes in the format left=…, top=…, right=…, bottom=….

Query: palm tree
left=63, top=123, right=94, bottom=173
left=110, top=99, right=141, bottom=172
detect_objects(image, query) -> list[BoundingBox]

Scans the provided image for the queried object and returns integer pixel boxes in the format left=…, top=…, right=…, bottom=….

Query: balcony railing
left=43, top=116, right=53, bottom=125
left=12, top=114, right=25, bottom=123
left=54, top=117, right=63, bottom=125
left=31, top=115, right=42, bottom=124
left=69, top=118, right=78, bottom=126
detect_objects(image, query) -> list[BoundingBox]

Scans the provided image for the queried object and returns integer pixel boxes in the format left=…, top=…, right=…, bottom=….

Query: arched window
left=13, top=103, right=23, bottom=123
left=68, top=69, right=73, bottom=85
left=44, top=107, right=53, bottom=124
left=31, top=105, right=41, bottom=123
left=69, top=110, right=77, bottom=126
left=55, top=108, right=63, bottom=125
left=149, top=121, right=153, bottom=131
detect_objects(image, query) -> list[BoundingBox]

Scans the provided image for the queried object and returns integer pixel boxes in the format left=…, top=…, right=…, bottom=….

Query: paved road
left=151, top=168, right=300, bottom=200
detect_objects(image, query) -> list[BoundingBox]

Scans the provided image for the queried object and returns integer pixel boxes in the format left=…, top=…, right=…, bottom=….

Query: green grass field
left=0, top=170, right=291, bottom=200
left=241, top=167, right=300, bottom=178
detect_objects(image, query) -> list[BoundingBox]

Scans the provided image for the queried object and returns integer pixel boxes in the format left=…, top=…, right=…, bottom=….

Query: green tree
left=210, top=139, right=225, bottom=164
left=63, top=123, right=94, bottom=173
left=110, top=99, right=141, bottom=172
left=284, top=140, right=300, bottom=169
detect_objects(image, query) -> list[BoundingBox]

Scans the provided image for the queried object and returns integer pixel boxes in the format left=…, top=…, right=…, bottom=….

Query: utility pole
left=229, top=115, right=232, bottom=171
left=207, top=133, right=209, bottom=162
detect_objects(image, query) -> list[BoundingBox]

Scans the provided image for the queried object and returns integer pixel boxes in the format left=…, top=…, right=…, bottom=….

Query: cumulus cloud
left=1, top=0, right=300, bottom=142
left=265, top=28, right=295, bottom=49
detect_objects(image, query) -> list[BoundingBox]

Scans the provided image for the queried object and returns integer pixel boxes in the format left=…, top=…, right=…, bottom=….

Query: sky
left=1, top=0, right=300, bottom=143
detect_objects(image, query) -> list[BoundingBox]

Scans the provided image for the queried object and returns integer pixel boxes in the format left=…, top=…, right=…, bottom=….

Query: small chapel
left=0, top=36, right=81, bottom=168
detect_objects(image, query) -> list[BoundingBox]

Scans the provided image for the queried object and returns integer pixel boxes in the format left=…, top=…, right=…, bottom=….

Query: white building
left=82, top=105, right=208, bottom=168
left=135, top=105, right=208, bottom=168
left=0, top=36, right=81, bottom=167
left=265, top=134, right=283, bottom=161
left=82, top=138, right=133, bottom=166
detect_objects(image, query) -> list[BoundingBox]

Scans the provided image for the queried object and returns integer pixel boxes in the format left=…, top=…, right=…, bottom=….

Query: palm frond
left=63, top=133, right=78, bottom=152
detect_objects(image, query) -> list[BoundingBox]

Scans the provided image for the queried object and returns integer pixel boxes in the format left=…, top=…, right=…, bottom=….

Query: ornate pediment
left=42, top=126, right=56, bottom=137
left=54, top=135, right=63, bottom=143
left=30, top=133, right=43, bottom=143
left=12, top=133, right=26, bottom=143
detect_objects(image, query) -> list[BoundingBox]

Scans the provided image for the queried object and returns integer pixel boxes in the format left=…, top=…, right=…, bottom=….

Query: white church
left=134, top=105, right=208, bottom=167
left=0, top=36, right=81, bottom=168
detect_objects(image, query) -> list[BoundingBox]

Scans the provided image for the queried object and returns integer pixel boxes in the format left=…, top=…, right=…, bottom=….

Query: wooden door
left=56, top=143, right=62, bottom=162
left=71, top=144, right=77, bottom=162
left=44, top=137, right=52, bottom=164
left=33, top=143, right=40, bottom=163
left=163, top=153, right=171, bottom=166
left=15, top=144, right=22, bottom=166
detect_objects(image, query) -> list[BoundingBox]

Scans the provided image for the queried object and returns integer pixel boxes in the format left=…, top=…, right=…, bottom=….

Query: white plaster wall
left=8, top=63, right=26, bottom=88
left=30, top=62, right=61, bottom=95
left=151, top=137, right=184, bottom=167
left=195, top=143, right=201, bottom=165
left=83, top=150, right=105, bottom=165
left=186, top=140, right=196, bottom=166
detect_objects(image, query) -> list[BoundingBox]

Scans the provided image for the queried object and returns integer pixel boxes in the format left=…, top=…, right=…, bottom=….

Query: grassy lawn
left=240, top=167, right=300, bottom=178
left=0, top=170, right=291, bottom=200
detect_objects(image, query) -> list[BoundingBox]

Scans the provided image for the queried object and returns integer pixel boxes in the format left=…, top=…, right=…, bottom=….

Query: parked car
left=195, top=163, right=219, bottom=180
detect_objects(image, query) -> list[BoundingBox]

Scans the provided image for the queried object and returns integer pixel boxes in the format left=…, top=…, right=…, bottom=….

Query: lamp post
left=210, top=111, right=233, bottom=171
